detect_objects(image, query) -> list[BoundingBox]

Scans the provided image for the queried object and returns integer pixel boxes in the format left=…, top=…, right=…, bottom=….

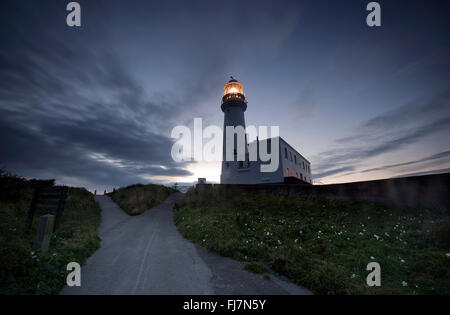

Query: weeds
left=0, top=172, right=101, bottom=294
left=175, top=187, right=450, bottom=295
left=108, top=184, right=176, bottom=215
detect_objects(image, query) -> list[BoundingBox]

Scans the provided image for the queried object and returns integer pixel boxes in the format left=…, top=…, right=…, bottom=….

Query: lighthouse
left=220, top=77, right=250, bottom=184
left=219, top=77, right=313, bottom=185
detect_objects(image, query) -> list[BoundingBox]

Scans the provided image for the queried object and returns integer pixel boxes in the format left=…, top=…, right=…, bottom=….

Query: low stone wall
left=206, top=173, right=450, bottom=212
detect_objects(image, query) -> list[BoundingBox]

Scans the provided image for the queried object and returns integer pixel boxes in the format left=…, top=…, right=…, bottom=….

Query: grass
left=0, top=171, right=101, bottom=294
left=108, top=184, right=177, bottom=216
left=244, top=262, right=267, bottom=274
left=174, top=186, right=450, bottom=295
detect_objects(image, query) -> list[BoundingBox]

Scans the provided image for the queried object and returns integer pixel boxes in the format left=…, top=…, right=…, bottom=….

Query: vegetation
left=108, top=184, right=177, bottom=216
left=0, top=171, right=101, bottom=295
left=244, top=262, right=267, bottom=274
left=174, top=187, right=450, bottom=295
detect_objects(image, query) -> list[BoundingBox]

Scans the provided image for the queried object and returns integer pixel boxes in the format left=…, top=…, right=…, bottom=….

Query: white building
left=220, top=77, right=312, bottom=185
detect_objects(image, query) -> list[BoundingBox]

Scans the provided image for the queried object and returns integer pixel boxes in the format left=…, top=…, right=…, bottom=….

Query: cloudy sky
left=0, top=0, right=449, bottom=190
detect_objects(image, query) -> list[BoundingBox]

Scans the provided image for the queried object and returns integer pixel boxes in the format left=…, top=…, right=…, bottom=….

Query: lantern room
left=222, top=76, right=246, bottom=103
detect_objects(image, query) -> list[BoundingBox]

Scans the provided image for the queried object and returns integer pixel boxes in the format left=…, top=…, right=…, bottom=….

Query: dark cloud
left=0, top=0, right=307, bottom=190
left=312, top=90, right=450, bottom=179
left=0, top=1, right=197, bottom=190
left=313, top=166, right=355, bottom=179
left=393, top=168, right=450, bottom=178
left=1, top=0, right=449, bottom=188
left=336, top=89, right=450, bottom=144
left=359, top=150, right=450, bottom=174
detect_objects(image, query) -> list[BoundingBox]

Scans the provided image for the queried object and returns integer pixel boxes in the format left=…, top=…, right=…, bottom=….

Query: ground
left=61, top=194, right=311, bottom=294
left=174, top=187, right=450, bottom=294
left=0, top=178, right=101, bottom=295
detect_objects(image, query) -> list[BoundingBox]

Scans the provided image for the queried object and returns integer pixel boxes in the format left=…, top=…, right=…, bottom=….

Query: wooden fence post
left=53, top=187, right=68, bottom=233
left=34, top=214, right=55, bottom=253
left=25, top=187, right=41, bottom=232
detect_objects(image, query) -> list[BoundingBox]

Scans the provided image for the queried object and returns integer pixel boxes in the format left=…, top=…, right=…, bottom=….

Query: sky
left=0, top=0, right=449, bottom=191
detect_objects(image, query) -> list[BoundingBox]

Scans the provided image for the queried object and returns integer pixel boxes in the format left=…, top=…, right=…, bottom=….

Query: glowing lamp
left=223, top=76, right=244, bottom=97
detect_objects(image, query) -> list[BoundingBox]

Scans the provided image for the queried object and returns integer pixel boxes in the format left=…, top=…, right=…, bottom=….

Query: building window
left=294, top=155, right=297, bottom=164
left=290, top=152, right=293, bottom=161
left=226, top=162, right=229, bottom=168
left=284, top=148, right=288, bottom=159
left=286, top=168, right=290, bottom=177
left=300, top=173, right=303, bottom=180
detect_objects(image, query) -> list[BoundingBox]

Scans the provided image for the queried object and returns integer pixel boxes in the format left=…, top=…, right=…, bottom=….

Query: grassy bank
left=0, top=172, right=101, bottom=295
left=108, top=184, right=176, bottom=216
left=174, top=187, right=450, bottom=295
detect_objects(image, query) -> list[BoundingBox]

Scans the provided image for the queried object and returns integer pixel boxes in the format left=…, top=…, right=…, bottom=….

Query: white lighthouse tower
left=220, top=77, right=251, bottom=184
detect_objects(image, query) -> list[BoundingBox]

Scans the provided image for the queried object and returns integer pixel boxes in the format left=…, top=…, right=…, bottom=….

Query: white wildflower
left=402, top=281, right=408, bottom=287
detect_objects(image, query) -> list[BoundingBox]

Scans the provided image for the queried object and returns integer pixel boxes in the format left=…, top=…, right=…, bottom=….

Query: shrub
left=109, top=184, right=176, bottom=215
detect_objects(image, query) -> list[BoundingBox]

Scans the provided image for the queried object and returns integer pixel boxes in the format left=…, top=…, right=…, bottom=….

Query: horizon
left=1, top=0, right=449, bottom=191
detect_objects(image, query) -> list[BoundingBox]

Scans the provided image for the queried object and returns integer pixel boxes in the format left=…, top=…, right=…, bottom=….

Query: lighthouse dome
left=223, top=76, right=245, bottom=97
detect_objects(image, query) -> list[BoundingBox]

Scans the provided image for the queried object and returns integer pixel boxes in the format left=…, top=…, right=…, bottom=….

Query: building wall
left=221, top=137, right=284, bottom=184
left=220, top=159, right=260, bottom=184
left=220, top=157, right=284, bottom=184
left=221, top=137, right=310, bottom=185
left=212, top=173, right=450, bottom=212
left=279, top=138, right=312, bottom=184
